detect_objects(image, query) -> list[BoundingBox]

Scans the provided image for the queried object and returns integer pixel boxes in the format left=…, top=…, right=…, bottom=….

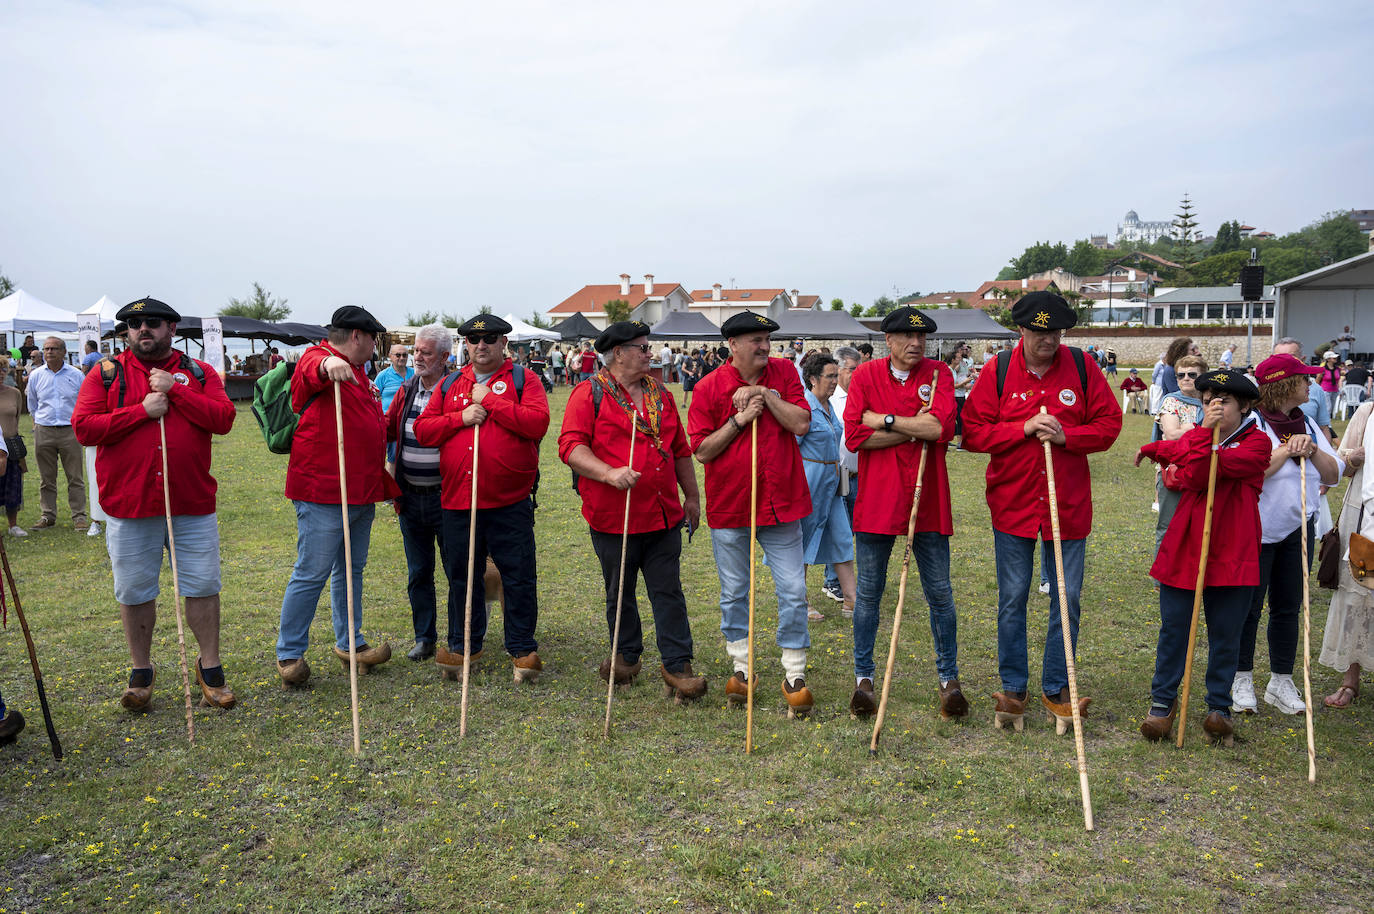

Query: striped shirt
left=401, top=382, right=442, bottom=487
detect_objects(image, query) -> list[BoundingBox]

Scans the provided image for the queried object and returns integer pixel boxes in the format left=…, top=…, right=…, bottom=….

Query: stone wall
left=1065, top=326, right=1274, bottom=368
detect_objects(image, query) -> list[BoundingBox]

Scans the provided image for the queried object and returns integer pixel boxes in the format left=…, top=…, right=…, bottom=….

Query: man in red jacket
left=414, top=314, right=551, bottom=683
left=558, top=321, right=706, bottom=701
left=962, top=291, right=1122, bottom=731
left=275, top=306, right=400, bottom=688
left=687, top=311, right=815, bottom=718
left=72, top=297, right=238, bottom=711
left=843, top=307, right=966, bottom=720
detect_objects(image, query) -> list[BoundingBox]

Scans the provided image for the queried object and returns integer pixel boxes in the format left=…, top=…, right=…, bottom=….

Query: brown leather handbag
left=1350, top=506, right=1374, bottom=589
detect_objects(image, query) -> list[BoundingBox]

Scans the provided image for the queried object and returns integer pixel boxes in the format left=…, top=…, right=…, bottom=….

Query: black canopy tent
left=104, top=317, right=329, bottom=348
left=774, top=310, right=877, bottom=340
left=550, top=312, right=601, bottom=342
left=917, top=308, right=1018, bottom=341
left=648, top=311, right=722, bottom=340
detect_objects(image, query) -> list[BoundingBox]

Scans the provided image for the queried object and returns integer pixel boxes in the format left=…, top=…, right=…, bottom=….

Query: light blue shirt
left=26, top=363, right=84, bottom=426
left=1301, top=379, right=1330, bottom=428
left=375, top=365, right=413, bottom=412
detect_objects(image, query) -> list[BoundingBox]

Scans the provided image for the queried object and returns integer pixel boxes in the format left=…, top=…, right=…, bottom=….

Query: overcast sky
left=3, top=1, right=1371, bottom=326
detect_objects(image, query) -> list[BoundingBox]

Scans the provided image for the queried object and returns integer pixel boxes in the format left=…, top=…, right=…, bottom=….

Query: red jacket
left=687, top=357, right=811, bottom=529
left=1139, top=421, right=1270, bottom=588
left=961, top=343, right=1122, bottom=539
left=558, top=377, right=691, bottom=534
left=844, top=357, right=956, bottom=536
left=412, top=359, right=550, bottom=510
left=72, top=350, right=235, bottom=518
left=1120, top=376, right=1147, bottom=392
left=285, top=343, right=399, bottom=505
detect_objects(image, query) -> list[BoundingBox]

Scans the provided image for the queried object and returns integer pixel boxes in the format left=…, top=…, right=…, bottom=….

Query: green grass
left=1, top=389, right=1372, bottom=913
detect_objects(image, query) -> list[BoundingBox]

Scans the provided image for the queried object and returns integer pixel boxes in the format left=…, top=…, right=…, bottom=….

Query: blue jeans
left=1238, top=519, right=1312, bottom=676
left=993, top=529, right=1084, bottom=696
left=440, top=499, right=539, bottom=657
left=277, top=501, right=375, bottom=660
left=1152, top=584, right=1250, bottom=713
left=711, top=521, right=809, bottom=650
left=397, top=487, right=446, bottom=645
left=853, top=531, right=959, bottom=681
left=824, top=483, right=857, bottom=592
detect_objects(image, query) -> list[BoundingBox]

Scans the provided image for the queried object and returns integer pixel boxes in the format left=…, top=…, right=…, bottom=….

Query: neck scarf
left=593, top=368, right=670, bottom=464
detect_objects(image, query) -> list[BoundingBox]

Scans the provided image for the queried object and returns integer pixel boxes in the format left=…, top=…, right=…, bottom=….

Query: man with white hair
left=385, top=324, right=454, bottom=663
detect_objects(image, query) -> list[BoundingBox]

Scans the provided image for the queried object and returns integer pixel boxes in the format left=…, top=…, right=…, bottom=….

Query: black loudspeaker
left=1240, top=263, right=1265, bottom=301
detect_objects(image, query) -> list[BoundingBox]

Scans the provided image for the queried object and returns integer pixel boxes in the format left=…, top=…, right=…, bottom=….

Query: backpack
left=994, top=346, right=1089, bottom=398
left=439, top=365, right=540, bottom=507
left=569, top=384, right=606, bottom=494
left=99, top=353, right=205, bottom=407
left=251, top=360, right=322, bottom=455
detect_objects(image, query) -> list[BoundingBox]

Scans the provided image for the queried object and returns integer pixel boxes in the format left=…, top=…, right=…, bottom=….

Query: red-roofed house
left=791, top=292, right=822, bottom=311
left=688, top=286, right=796, bottom=325
left=905, top=291, right=980, bottom=308
left=548, top=274, right=693, bottom=330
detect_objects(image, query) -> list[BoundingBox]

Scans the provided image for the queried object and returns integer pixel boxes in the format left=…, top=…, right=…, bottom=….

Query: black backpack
left=99, top=354, right=205, bottom=407
left=440, top=366, right=540, bottom=507
left=994, top=346, right=1089, bottom=398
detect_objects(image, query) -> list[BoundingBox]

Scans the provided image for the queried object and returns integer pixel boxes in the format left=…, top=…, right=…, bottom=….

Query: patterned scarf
left=593, top=368, right=670, bottom=464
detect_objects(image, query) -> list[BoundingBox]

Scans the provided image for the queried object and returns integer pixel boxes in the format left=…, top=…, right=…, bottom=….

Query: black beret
left=328, top=305, right=386, bottom=334
left=1011, top=291, right=1077, bottom=331
left=880, top=307, right=938, bottom=334
left=1195, top=367, right=1259, bottom=400
left=116, top=297, right=180, bottom=322
left=721, top=311, right=779, bottom=338
left=595, top=320, right=652, bottom=353
left=456, top=314, right=512, bottom=336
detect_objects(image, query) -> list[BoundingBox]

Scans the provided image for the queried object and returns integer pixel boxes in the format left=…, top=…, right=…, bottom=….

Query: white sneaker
left=1151, top=502, right=1160, bottom=513
left=1038, top=581, right=1050, bottom=594
left=87, top=522, right=102, bottom=537
left=1263, top=673, right=1307, bottom=715
left=8, top=525, right=26, bottom=537
left=1230, top=671, right=1257, bottom=714
left=820, top=584, right=844, bottom=604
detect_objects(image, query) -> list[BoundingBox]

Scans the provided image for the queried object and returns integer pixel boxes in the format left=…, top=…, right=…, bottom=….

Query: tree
left=1005, top=240, right=1069, bottom=279
left=406, top=310, right=440, bottom=325
left=1211, top=220, right=1242, bottom=255
left=221, top=282, right=290, bottom=321
left=1298, top=210, right=1367, bottom=263
left=1185, top=250, right=1249, bottom=286
left=864, top=295, right=896, bottom=317
left=849, top=302, right=864, bottom=317
left=604, top=299, right=631, bottom=323
left=995, top=265, right=1019, bottom=281
left=0, top=267, right=14, bottom=299
left=441, top=312, right=462, bottom=328
left=1065, top=239, right=1105, bottom=277
left=829, top=297, right=845, bottom=311
left=527, top=312, right=550, bottom=329
left=1172, top=194, right=1199, bottom=263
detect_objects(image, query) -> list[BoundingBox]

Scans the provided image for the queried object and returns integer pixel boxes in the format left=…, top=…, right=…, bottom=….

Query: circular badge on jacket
left=172, top=372, right=190, bottom=386
left=1058, top=388, right=1077, bottom=406
left=919, top=384, right=932, bottom=401
left=492, top=380, right=508, bottom=395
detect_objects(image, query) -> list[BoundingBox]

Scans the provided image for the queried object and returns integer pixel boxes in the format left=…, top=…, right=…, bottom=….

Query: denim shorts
left=105, top=513, right=222, bottom=604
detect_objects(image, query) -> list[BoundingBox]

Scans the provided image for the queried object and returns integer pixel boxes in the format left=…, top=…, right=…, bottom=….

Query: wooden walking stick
left=603, top=419, right=638, bottom=739
left=459, top=423, right=479, bottom=739
left=1299, top=457, right=1317, bottom=783
left=869, top=373, right=938, bottom=757
left=1040, top=406, right=1094, bottom=831
left=0, top=536, right=62, bottom=759
left=745, top=419, right=758, bottom=755
left=333, top=382, right=362, bottom=755
left=159, top=418, right=195, bottom=746
left=1176, top=425, right=1221, bottom=749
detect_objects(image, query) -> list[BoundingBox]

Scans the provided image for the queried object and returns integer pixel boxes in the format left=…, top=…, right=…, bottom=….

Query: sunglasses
left=126, top=317, right=165, bottom=329
left=465, top=333, right=500, bottom=345
left=620, top=343, right=652, bottom=353
left=1179, top=371, right=1201, bottom=379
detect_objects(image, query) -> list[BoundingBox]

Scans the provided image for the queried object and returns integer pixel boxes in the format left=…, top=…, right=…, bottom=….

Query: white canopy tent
left=0, top=289, right=80, bottom=338
left=79, top=295, right=122, bottom=328
left=501, top=313, right=560, bottom=343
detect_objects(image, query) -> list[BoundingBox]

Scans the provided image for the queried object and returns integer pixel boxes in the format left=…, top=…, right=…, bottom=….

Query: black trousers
left=440, top=499, right=538, bottom=657
left=1238, top=518, right=1313, bottom=676
left=589, top=525, right=694, bottom=672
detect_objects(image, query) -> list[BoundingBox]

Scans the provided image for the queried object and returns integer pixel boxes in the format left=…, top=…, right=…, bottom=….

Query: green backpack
left=251, top=361, right=321, bottom=454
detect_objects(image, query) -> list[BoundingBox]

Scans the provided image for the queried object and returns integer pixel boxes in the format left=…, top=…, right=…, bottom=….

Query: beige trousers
left=34, top=424, right=87, bottom=524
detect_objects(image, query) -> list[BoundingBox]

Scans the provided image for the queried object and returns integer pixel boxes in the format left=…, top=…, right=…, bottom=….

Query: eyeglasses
left=620, top=343, right=652, bottom=353
left=1179, top=371, right=1201, bottom=379
left=126, top=318, right=165, bottom=329
left=466, top=333, right=500, bottom=345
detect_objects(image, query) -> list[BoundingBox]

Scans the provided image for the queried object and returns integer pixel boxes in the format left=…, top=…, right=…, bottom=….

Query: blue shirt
left=1300, top=380, right=1330, bottom=428
left=375, top=365, right=413, bottom=412
left=81, top=350, right=102, bottom=372
left=26, top=363, right=84, bottom=425
left=796, top=388, right=842, bottom=499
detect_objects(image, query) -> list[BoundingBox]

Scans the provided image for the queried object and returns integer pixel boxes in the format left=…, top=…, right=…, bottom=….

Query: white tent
left=0, top=289, right=80, bottom=337
left=80, top=295, right=121, bottom=327
left=501, top=313, right=560, bottom=343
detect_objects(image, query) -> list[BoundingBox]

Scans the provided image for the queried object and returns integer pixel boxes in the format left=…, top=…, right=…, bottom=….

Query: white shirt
left=659, top=346, right=672, bottom=366
left=26, top=362, right=84, bottom=426
left=829, top=383, right=858, bottom=476
left=1255, top=412, right=1343, bottom=543
left=1221, top=349, right=1234, bottom=368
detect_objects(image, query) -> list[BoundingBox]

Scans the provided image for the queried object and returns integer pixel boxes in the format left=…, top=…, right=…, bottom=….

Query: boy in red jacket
left=1135, top=368, right=1270, bottom=745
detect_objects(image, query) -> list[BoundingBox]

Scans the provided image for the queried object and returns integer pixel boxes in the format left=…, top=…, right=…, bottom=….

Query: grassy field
left=1, top=386, right=1371, bottom=913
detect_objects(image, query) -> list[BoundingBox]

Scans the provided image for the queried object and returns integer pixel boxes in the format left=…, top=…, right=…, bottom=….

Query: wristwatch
left=883, top=414, right=895, bottom=430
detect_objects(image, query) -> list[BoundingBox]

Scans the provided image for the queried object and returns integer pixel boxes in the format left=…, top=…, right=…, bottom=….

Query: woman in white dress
left=1321, top=401, right=1374, bottom=707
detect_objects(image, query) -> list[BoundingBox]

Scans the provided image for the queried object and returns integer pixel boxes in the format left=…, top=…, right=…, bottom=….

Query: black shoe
left=0, top=709, right=25, bottom=746
left=407, top=641, right=436, bottom=661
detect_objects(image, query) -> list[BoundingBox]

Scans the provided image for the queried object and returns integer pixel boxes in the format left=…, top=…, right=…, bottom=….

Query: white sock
left=781, top=648, right=807, bottom=684
left=725, top=638, right=750, bottom=674
left=857, top=675, right=872, bottom=687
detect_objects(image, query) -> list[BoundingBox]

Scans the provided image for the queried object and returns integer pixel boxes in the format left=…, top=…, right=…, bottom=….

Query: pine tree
left=1172, top=194, right=1199, bottom=263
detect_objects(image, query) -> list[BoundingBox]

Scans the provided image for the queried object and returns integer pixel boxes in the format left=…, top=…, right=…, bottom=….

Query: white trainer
left=1038, top=581, right=1051, bottom=594
left=1230, top=671, right=1257, bottom=714
left=8, top=526, right=26, bottom=537
left=1264, top=673, right=1307, bottom=715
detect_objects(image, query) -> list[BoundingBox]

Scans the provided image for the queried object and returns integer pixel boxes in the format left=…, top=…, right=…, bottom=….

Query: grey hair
left=834, top=346, right=861, bottom=366
left=1275, top=337, right=1302, bottom=355
left=414, top=323, right=452, bottom=356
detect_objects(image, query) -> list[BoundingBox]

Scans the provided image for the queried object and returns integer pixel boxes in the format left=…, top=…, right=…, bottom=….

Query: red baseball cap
left=1255, top=353, right=1322, bottom=385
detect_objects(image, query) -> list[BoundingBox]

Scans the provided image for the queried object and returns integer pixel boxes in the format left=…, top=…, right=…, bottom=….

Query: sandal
left=806, top=606, right=824, bottom=622
left=1323, top=684, right=1359, bottom=709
